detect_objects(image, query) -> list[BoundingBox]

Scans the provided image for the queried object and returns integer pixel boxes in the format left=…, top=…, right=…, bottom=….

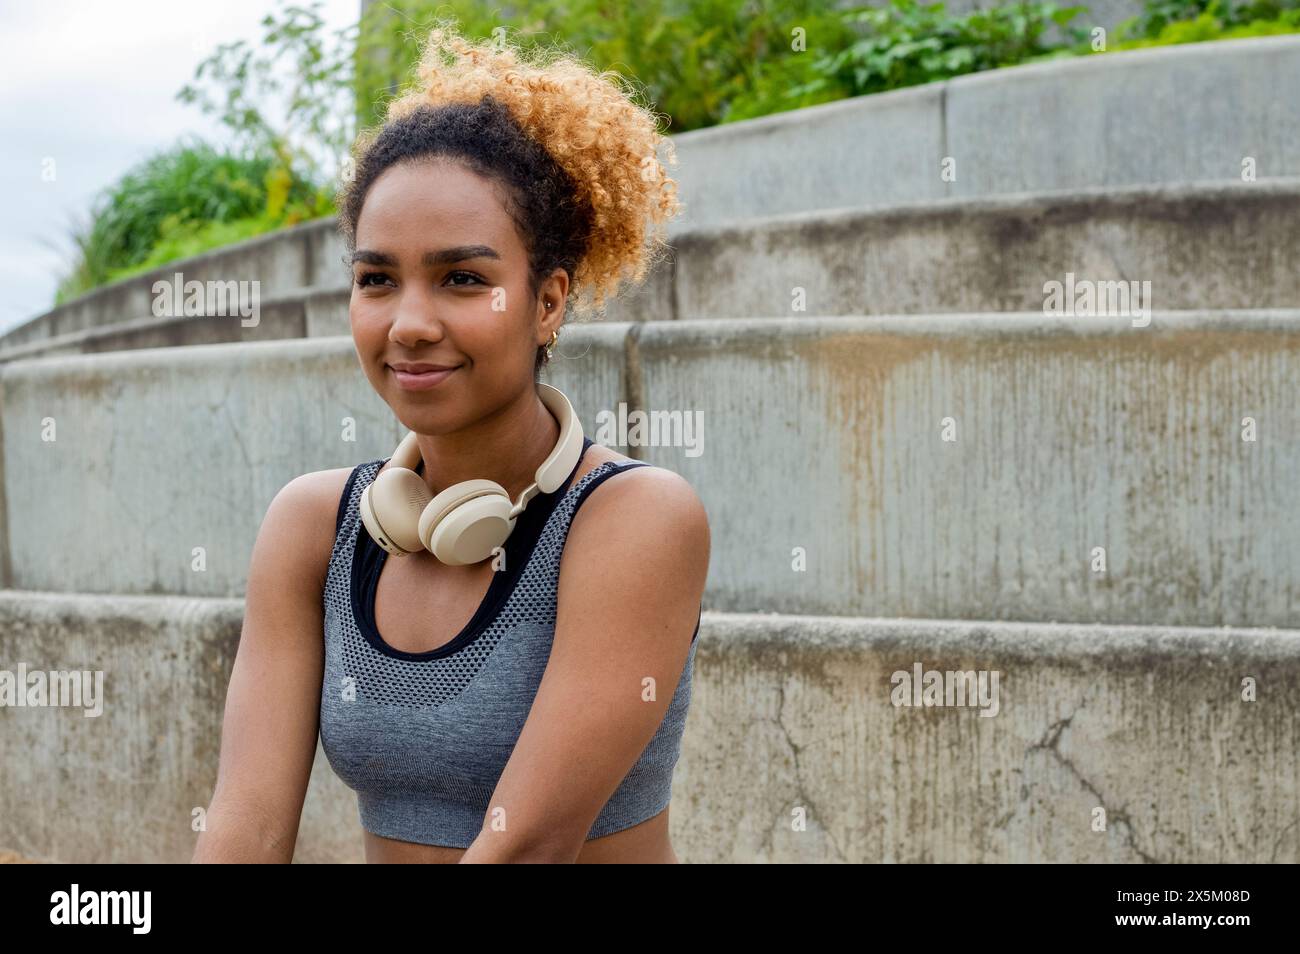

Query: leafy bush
left=354, top=0, right=858, bottom=134
left=746, top=0, right=1300, bottom=116
left=794, top=0, right=1089, bottom=98
left=1111, top=0, right=1300, bottom=45
left=54, top=0, right=349, bottom=304
left=1116, top=0, right=1299, bottom=38
left=56, top=139, right=331, bottom=303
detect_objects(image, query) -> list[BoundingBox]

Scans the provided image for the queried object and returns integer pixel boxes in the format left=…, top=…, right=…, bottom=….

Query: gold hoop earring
left=545, top=328, right=559, bottom=360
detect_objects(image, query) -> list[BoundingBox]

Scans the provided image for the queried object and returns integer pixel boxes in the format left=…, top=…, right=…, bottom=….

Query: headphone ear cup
left=361, top=468, right=433, bottom=555
left=419, top=480, right=516, bottom=566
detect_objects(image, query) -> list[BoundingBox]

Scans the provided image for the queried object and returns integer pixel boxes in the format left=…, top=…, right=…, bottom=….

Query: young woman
left=192, top=24, right=708, bottom=864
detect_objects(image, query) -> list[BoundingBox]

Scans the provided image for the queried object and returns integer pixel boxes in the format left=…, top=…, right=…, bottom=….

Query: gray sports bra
left=319, top=439, right=700, bottom=848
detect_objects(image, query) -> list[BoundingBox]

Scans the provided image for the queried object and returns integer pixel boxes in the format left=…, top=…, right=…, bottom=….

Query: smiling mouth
left=388, top=365, right=462, bottom=390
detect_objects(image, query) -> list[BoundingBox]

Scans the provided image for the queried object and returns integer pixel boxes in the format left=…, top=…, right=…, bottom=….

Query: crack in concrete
left=210, top=377, right=253, bottom=475
left=774, top=679, right=848, bottom=863
left=1270, top=817, right=1297, bottom=863
left=757, top=796, right=777, bottom=860
left=1025, top=706, right=1162, bottom=864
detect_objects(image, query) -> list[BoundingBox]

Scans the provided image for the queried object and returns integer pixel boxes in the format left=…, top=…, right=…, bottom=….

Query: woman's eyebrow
left=351, top=245, right=502, bottom=267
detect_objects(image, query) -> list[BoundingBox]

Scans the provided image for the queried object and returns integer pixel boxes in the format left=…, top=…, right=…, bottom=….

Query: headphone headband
left=360, top=383, right=585, bottom=564
left=389, top=383, right=580, bottom=491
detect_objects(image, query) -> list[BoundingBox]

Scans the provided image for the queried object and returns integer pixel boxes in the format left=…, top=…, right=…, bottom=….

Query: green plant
left=53, top=0, right=351, bottom=304
left=1114, top=0, right=1300, bottom=40
left=800, top=0, right=1089, bottom=98
left=177, top=0, right=357, bottom=190
left=1111, top=8, right=1300, bottom=45
left=353, top=0, right=858, bottom=134
left=54, top=139, right=295, bottom=302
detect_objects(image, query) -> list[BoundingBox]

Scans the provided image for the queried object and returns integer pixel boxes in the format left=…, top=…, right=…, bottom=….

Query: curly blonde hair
left=337, top=20, right=683, bottom=359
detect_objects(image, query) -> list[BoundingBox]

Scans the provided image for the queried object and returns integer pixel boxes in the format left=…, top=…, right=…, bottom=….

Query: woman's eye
left=354, top=271, right=483, bottom=288
left=446, top=271, right=484, bottom=286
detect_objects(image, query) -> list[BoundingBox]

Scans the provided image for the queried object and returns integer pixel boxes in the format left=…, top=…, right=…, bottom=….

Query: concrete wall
left=3, top=594, right=1295, bottom=863
left=0, top=323, right=630, bottom=598
left=634, top=311, right=1300, bottom=629
left=0, top=287, right=353, bottom=365
left=4, top=312, right=1298, bottom=628
left=680, top=611, right=1300, bottom=863
left=0, top=590, right=361, bottom=863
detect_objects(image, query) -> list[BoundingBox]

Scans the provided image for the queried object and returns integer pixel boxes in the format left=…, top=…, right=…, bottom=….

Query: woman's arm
left=460, top=465, right=710, bottom=863
left=191, top=468, right=350, bottom=863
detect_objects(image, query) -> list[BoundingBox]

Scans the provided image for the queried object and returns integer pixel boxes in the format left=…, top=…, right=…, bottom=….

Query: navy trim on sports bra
left=349, top=436, right=612, bottom=662
left=336, top=465, right=361, bottom=537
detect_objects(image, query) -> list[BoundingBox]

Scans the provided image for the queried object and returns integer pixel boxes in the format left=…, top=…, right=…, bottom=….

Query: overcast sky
left=0, top=0, right=360, bottom=336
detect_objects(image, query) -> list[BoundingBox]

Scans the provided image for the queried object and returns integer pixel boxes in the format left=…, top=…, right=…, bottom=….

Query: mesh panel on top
left=323, top=456, right=647, bottom=709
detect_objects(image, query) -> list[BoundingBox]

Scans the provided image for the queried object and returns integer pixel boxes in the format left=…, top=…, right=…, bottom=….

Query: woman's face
left=349, top=158, right=561, bottom=433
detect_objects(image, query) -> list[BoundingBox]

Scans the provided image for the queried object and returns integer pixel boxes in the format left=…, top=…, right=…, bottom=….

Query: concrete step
left=669, top=35, right=1300, bottom=229
left=671, top=178, right=1300, bottom=319
left=0, top=324, right=628, bottom=598
left=0, top=284, right=349, bottom=364
left=1, top=217, right=347, bottom=352
left=0, top=589, right=359, bottom=863
left=632, top=311, right=1300, bottom=628
left=2, top=591, right=1295, bottom=862
left=2, top=311, right=1296, bottom=628
left=6, top=177, right=1297, bottom=361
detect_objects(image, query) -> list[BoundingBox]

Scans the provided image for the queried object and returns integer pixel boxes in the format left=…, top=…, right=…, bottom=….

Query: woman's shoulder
left=263, top=464, right=371, bottom=566
left=283, top=464, right=368, bottom=517
left=239, top=464, right=372, bottom=609
left=556, top=449, right=710, bottom=650
left=567, top=445, right=709, bottom=541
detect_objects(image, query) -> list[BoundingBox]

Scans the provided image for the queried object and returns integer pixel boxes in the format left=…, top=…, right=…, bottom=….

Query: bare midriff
left=361, top=803, right=678, bottom=863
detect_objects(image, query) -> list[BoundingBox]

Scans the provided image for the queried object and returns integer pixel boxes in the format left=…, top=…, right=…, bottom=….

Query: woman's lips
left=390, top=365, right=460, bottom=390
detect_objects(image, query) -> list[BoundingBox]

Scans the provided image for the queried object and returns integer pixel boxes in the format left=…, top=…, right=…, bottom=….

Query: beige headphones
left=359, top=383, right=585, bottom=565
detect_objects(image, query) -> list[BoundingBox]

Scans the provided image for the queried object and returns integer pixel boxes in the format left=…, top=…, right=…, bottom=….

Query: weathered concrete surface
left=673, top=179, right=1300, bottom=318
left=0, top=589, right=362, bottom=863
left=0, top=322, right=628, bottom=596
left=1, top=218, right=347, bottom=351
left=3, top=594, right=1295, bottom=863
left=668, top=81, right=946, bottom=231
left=7, top=175, right=1297, bottom=361
left=678, top=611, right=1300, bottom=863
left=0, top=289, right=311, bottom=364
left=4, top=312, right=1298, bottom=627
left=0, top=285, right=359, bottom=365
left=0, top=849, right=40, bottom=863
left=6, top=179, right=1297, bottom=361
left=0, top=336, right=400, bottom=597
left=633, top=311, right=1300, bottom=628
left=0, top=269, right=672, bottom=363
left=944, top=35, right=1300, bottom=199
left=302, top=286, right=352, bottom=338
left=668, top=35, right=1300, bottom=228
